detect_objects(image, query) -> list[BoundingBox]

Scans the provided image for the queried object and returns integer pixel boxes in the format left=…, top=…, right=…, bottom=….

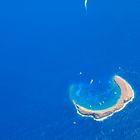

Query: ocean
left=0, top=0, right=140, bottom=139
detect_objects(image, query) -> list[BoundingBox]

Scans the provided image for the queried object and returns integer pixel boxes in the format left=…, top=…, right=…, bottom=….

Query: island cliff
left=72, top=75, right=134, bottom=121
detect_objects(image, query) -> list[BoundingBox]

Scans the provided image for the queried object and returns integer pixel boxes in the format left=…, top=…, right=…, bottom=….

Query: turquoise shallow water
left=69, top=77, right=121, bottom=110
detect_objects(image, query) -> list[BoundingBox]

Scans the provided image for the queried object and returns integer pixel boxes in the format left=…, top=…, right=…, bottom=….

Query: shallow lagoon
left=69, top=78, right=120, bottom=110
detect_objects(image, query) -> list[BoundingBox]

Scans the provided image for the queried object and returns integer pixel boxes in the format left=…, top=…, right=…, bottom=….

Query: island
left=71, top=75, right=134, bottom=121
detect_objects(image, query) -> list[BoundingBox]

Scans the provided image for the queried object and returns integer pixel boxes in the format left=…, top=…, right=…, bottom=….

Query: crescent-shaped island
left=70, top=75, right=134, bottom=121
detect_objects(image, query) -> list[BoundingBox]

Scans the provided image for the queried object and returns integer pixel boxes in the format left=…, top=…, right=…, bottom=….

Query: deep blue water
left=0, top=0, right=140, bottom=139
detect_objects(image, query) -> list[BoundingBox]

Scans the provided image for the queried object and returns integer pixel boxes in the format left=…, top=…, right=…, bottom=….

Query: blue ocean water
left=0, top=0, right=140, bottom=139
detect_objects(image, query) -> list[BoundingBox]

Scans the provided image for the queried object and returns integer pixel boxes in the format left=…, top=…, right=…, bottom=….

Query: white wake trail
left=84, top=0, right=88, bottom=11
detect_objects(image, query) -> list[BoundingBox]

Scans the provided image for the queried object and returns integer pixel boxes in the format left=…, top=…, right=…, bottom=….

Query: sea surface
left=0, top=0, right=140, bottom=139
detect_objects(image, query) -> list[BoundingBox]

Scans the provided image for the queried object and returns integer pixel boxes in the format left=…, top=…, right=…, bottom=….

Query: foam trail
left=84, top=0, right=88, bottom=11
left=79, top=72, right=82, bottom=75
left=89, top=79, right=93, bottom=85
